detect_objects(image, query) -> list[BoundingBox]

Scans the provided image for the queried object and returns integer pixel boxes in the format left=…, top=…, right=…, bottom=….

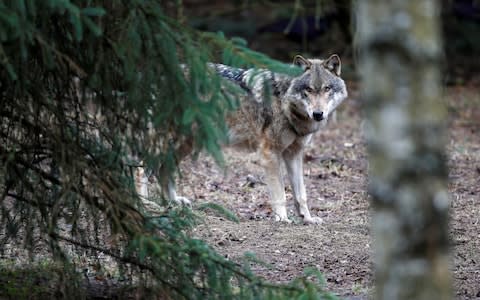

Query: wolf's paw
left=274, top=214, right=292, bottom=223
left=303, top=216, right=323, bottom=225
left=173, top=196, right=192, bottom=206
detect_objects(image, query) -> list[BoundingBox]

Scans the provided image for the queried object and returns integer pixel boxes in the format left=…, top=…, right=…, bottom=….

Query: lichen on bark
left=356, top=0, right=451, bottom=299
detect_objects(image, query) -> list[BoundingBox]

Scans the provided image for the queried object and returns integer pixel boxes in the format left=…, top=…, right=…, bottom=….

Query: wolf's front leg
left=261, top=147, right=290, bottom=223
left=283, top=150, right=322, bottom=224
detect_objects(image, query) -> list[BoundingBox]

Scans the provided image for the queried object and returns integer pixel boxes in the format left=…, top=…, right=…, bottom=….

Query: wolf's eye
left=323, top=86, right=331, bottom=92
left=303, top=87, right=313, bottom=97
left=302, top=87, right=313, bottom=98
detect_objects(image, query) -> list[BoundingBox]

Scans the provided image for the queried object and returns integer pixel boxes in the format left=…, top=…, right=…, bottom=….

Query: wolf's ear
left=293, top=55, right=312, bottom=71
left=323, top=54, right=341, bottom=76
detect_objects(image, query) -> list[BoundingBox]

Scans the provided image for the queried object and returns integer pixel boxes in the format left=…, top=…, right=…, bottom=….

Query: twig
left=35, top=34, right=87, bottom=78
left=50, top=232, right=191, bottom=299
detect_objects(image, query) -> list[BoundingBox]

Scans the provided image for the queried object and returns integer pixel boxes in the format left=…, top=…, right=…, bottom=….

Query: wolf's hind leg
left=159, top=175, right=191, bottom=206
left=159, top=139, right=193, bottom=206
left=134, top=165, right=149, bottom=199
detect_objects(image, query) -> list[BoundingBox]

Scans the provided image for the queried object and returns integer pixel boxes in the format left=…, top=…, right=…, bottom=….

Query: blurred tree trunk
left=355, top=1, right=451, bottom=299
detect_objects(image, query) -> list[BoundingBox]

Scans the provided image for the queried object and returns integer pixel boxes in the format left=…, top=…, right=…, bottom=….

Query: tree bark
left=355, top=1, right=451, bottom=299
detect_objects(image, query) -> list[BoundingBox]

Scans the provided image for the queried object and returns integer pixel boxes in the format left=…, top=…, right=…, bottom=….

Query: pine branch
left=35, top=34, right=87, bottom=77
left=50, top=232, right=192, bottom=299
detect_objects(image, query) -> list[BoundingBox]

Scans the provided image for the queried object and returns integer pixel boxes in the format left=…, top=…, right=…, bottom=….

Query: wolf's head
left=283, top=54, right=347, bottom=135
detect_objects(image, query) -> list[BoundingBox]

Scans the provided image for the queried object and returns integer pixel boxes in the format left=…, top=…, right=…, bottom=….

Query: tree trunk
left=355, top=1, right=451, bottom=299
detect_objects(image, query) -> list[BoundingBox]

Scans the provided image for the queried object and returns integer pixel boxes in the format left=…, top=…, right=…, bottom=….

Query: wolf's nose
left=313, top=111, right=323, bottom=121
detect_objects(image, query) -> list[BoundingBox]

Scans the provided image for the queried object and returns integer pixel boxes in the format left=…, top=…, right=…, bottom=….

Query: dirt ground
left=173, top=84, right=480, bottom=299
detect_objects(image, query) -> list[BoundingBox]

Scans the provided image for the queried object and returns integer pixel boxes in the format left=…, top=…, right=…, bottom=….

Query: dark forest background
left=181, top=0, right=480, bottom=84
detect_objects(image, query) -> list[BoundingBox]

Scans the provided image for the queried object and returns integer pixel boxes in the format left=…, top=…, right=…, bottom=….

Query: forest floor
left=1, top=84, right=477, bottom=299
left=174, top=84, right=480, bottom=299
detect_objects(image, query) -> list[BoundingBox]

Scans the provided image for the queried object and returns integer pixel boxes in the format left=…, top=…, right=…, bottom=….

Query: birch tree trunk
left=355, top=1, right=451, bottom=299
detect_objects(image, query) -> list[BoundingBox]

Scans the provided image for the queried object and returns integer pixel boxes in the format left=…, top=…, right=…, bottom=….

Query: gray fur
left=136, top=54, right=348, bottom=224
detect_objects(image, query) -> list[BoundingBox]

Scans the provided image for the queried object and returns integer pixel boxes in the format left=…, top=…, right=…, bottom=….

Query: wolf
left=137, top=54, right=348, bottom=224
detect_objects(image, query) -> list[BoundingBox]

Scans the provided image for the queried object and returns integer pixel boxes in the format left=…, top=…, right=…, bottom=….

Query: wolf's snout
left=313, top=111, right=323, bottom=121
